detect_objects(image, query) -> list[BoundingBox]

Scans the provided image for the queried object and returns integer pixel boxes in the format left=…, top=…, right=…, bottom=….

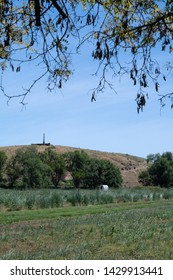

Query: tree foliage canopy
left=65, top=150, right=122, bottom=188
left=6, top=147, right=52, bottom=188
left=83, top=157, right=122, bottom=188
left=139, top=152, right=173, bottom=187
left=1, top=1, right=173, bottom=110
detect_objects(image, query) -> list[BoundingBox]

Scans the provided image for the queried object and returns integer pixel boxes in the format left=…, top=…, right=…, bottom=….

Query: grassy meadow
left=0, top=187, right=173, bottom=259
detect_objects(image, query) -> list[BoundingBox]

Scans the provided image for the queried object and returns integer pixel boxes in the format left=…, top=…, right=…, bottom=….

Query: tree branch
left=51, top=0, right=68, bottom=19
left=34, top=0, right=41, bottom=27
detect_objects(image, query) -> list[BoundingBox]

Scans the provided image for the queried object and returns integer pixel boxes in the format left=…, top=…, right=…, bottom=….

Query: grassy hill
left=0, top=144, right=148, bottom=187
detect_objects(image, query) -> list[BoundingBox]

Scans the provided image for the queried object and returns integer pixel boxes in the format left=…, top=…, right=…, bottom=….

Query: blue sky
left=1, top=34, right=173, bottom=158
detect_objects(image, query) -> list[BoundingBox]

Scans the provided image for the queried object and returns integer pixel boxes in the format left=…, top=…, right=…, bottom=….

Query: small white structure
left=99, top=184, right=109, bottom=191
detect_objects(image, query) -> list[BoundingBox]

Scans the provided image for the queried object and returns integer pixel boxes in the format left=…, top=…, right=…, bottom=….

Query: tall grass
left=0, top=187, right=173, bottom=211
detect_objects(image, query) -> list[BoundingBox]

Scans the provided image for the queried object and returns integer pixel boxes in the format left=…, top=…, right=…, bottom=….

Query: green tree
left=139, top=170, right=152, bottom=186
left=1, top=1, right=173, bottom=109
left=6, top=154, right=23, bottom=188
left=83, top=158, right=102, bottom=188
left=6, top=147, right=51, bottom=188
left=149, top=157, right=173, bottom=188
left=0, top=150, right=7, bottom=186
left=41, top=148, right=66, bottom=187
left=100, top=159, right=122, bottom=189
left=139, top=152, right=173, bottom=188
left=64, top=150, right=89, bottom=188
left=83, top=158, right=122, bottom=188
left=65, top=150, right=122, bottom=188
left=146, top=153, right=161, bottom=164
left=22, top=157, right=51, bottom=188
left=162, top=152, right=173, bottom=163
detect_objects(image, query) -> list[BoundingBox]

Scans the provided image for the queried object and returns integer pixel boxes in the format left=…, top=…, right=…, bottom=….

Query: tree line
left=0, top=147, right=122, bottom=189
left=139, top=152, right=173, bottom=188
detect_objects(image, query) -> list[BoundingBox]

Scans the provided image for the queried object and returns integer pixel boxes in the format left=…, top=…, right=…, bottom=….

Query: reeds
left=0, top=187, right=173, bottom=211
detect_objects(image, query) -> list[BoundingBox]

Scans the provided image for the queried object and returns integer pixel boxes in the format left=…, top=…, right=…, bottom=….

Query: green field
left=0, top=188, right=173, bottom=259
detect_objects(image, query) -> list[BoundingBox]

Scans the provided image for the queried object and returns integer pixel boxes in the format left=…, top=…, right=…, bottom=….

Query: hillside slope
left=0, top=145, right=148, bottom=187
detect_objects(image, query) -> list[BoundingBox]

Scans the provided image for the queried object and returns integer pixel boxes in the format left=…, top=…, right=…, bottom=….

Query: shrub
left=49, top=192, right=63, bottom=207
left=25, top=195, right=35, bottom=210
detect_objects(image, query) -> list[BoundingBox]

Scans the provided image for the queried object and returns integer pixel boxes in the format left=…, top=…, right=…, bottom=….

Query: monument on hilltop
left=32, top=133, right=51, bottom=146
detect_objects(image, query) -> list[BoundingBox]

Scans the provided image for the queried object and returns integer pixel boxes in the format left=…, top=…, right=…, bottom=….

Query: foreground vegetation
left=1, top=187, right=173, bottom=259
left=1, top=200, right=173, bottom=259
left=1, top=187, right=173, bottom=211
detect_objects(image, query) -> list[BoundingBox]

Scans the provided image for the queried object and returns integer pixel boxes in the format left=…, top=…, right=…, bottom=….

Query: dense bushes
left=65, top=151, right=122, bottom=189
left=0, top=147, right=122, bottom=189
left=139, top=152, right=173, bottom=188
